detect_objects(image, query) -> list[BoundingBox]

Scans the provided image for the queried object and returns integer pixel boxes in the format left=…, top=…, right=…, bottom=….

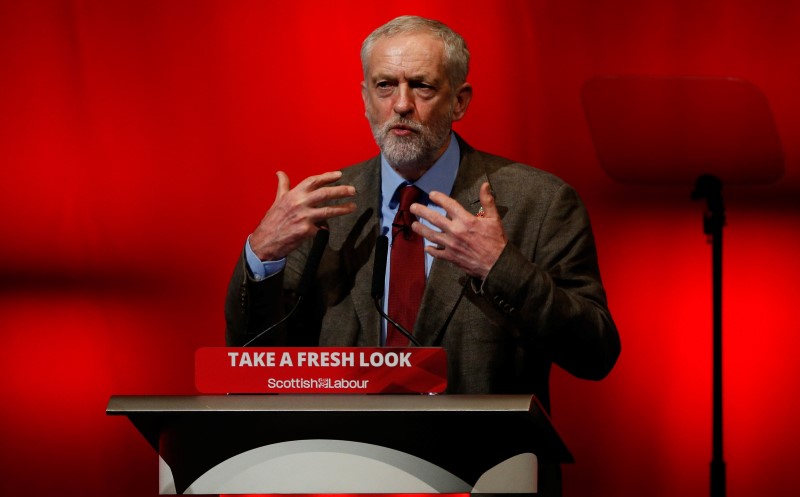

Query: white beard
left=368, top=111, right=453, bottom=177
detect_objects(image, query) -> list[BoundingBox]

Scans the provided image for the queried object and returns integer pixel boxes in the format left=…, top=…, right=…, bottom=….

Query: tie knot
left=398, top=185, right=423, bottom=211
left=392, top=185, right=423, bottom=239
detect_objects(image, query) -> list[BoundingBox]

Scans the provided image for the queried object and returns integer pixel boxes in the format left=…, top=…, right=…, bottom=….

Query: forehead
left=365, top=33, right=446, bottom=80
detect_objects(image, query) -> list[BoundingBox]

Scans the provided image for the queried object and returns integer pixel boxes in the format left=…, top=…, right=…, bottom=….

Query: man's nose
left=393, top=86, right=414, bottom=117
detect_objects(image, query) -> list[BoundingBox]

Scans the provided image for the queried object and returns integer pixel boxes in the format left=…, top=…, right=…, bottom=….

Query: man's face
left=361, top=33, right=471, bottom=179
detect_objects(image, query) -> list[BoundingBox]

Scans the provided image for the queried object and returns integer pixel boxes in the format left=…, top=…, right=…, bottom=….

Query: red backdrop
left=1, top=1, right=799, bottom=496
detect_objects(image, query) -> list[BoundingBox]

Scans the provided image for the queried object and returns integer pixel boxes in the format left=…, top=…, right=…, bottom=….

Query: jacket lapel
left=413, top=138, right=491, bottom=346
left=334, top=158, right=382, bottom=346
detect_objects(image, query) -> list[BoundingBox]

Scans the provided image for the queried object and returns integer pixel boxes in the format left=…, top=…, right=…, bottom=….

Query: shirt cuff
left=245, top=235, right=287, bottom=281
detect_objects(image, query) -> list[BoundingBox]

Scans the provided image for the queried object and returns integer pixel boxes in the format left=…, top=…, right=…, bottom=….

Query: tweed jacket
left=225, top=136, right=620, bottom=409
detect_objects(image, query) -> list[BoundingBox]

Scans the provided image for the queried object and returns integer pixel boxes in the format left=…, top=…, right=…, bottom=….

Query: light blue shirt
left=245, top=133, right=461, bottom=340
left=379, top=132, right=460, bottom=278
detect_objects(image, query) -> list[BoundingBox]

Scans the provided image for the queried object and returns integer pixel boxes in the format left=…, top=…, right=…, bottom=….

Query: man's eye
left=412, top=83, right=436, bottom=97
left=375, top=82, right=394, bottom=95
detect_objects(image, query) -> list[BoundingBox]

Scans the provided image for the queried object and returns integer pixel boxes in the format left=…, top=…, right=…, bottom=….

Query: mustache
left=380, top=118, right=424, bottom=135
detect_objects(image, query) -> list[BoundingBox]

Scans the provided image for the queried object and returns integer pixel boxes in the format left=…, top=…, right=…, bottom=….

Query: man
left=226, top=15, right=620, bottom=496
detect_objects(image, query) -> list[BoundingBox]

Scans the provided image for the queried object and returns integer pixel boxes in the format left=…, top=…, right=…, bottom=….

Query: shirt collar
left=380, top=133, right=461, bottom=207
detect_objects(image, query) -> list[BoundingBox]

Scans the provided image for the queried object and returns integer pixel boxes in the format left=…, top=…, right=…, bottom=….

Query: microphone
left=243, top=228, right=329, bottom=347
left=371, top=235, right=421, bottom=347
left=371, top=234, right=389, bottom=299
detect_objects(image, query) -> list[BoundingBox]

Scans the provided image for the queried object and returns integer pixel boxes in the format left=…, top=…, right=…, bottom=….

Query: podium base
left=158, top=439, right=537, bottom=494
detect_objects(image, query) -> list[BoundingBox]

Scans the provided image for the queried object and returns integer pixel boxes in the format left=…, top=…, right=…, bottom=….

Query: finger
left=478, top=182, right=500, bottom=217
left=298, top=170, right=344, bottom=192
left=428, top=190, right=472, bottom=221
left=424, top=244, right=449, bottom=260
left=411, top=220, right=446, bottom=245
left=412, top=222, right=449, bottom=258
left=308, top=202, right=358, bottom=222
left=410, top=202, right=451, bottom=231
left=305, top=184, right=357, bottom=206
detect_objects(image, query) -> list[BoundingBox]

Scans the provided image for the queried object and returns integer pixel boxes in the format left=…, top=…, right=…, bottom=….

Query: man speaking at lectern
left=225, top=15, right=620, bottom=494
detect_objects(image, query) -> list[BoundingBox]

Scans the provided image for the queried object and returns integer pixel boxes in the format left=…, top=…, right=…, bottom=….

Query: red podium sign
left=195, top=347, right=447, bottom=394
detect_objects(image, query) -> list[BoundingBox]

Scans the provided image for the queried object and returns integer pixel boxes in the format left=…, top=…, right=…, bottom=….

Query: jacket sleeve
left=224, top=237, right=319, bottom=346
left=224, top=249, right=287, bottom=346
left=478, top=183, right=620, bottom=380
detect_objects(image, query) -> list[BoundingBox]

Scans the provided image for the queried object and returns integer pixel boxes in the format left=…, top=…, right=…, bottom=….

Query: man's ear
left=451, top=82, right=473, bottom=122
left=361, top=81, right=369, bottom=117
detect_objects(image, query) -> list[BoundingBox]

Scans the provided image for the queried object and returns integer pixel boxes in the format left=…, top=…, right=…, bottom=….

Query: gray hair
left=360, top=15, right=470, bottom=88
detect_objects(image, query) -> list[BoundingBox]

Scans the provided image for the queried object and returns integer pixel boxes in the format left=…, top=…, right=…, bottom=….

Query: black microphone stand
left=691, top=174, right=726, bottom=497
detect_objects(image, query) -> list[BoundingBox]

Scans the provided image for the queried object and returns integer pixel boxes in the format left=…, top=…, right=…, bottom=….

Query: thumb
left=274, top=171, right=291, bottom=201
left=478, top=182, right=498, bottom=217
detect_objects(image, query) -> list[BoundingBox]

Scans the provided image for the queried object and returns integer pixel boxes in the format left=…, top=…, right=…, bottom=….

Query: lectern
left=107, top=394, right=572, bottom=495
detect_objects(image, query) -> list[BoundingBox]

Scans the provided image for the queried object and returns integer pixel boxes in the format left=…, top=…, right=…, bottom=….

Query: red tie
left=387, top=185, right=425, bottom=346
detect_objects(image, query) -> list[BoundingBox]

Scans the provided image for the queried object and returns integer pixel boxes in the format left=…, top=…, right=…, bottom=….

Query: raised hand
left=410, top=182, right=507, bottom=279
left=249, top=170, right=357, bottom=261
